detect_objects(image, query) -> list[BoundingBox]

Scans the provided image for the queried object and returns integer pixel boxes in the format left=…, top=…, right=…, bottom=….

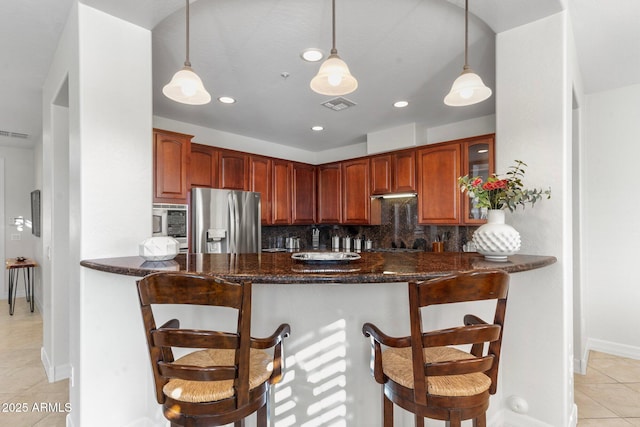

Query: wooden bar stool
left=362, top=270, right=509, bottom=427
left=6, top=257, right=38, bottom=315
left=137, top=272, right=290, bottom=426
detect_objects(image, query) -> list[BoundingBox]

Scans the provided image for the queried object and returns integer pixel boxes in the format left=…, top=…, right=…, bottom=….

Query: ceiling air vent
left=321, top=97, right=356, bottom=112
left=0, top=130, right=29, bottom=139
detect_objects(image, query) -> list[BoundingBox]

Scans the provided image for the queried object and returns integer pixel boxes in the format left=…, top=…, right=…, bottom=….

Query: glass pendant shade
left=444, top=0, right=492, bottom=107
left=163, top=0, right=211, bottom=105
left=163, top=65, right=211, bottom=105
left=444, top=66, right=492, bottom=106
left=310, top=53, right=358, bottom=96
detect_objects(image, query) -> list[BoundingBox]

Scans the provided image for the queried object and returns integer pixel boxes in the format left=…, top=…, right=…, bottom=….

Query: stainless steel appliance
left=152, top=203, right=189, bottom=252
left=191, top=188, right=261, bottom=254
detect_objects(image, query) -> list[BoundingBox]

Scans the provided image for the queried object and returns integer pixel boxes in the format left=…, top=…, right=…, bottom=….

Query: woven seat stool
left=137, top=272, right=290, bottom=427
left=362, top=270, right=509, bottom=427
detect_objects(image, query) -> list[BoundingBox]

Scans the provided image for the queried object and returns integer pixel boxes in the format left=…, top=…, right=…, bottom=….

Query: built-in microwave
left=152, top=204, right=188, bottom=252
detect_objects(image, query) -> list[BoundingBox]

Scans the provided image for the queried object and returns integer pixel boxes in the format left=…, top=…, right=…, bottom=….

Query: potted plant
left=458, top=160, right=551, bottom=261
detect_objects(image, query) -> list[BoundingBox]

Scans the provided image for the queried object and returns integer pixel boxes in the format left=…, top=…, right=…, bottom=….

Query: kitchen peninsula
left=82, top=251, right=555, bottom=283
left=80, top=251, right=555, bottom=426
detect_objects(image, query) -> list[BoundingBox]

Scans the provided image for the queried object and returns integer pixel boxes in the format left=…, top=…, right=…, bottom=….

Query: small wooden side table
left=6, top=258, right=38, bottom=315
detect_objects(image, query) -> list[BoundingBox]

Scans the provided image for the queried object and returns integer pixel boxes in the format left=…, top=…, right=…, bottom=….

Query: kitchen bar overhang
left=81, top=251, right=556, bottom=283
left=80, top=251, right=555, bottom=426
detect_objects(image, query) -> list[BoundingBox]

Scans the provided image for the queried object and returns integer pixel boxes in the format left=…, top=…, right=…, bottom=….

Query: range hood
left=371, top=192, right=417, bottom=199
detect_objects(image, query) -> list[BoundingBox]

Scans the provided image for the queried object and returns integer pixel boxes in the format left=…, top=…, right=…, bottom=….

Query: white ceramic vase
left=472, top=209, right=521, bottom=262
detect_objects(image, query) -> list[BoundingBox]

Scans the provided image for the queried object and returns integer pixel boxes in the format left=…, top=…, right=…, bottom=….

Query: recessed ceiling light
left=301, top=48, right=324, bottom=62
left=311, top=126, right=324, bottom=131
left=393, top=101, right=409, bottom=108
left=218, top=96, right=236, bottom=104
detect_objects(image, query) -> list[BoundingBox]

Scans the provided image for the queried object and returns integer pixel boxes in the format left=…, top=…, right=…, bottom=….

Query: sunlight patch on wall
left=274, top=318, right=348, bottom=426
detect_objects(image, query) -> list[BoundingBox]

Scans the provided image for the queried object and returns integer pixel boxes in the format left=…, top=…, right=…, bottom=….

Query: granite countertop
left=80, top=252, right=556, bottom=284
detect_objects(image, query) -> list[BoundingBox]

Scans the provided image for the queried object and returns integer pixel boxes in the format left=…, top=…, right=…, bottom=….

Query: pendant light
left=310, top=0, right=358, bottom=96
left=444, top=0, right=491, bottom=107
left=163, top=0, right=211, bottom=105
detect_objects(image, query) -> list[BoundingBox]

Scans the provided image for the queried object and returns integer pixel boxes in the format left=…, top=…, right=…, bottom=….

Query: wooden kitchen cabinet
left=291, top=162, right=317, bottom=224
left=393, top=149, right=416, bottom=193
left=271, top=159, right=292, bottom=225
left=342, top=158, right=370, bottom=224
left=317, top=163, right=342, bottom=224
left=249, top=155, right=272, bottom=224
left=370, top=149, right=416, bottom=195
left=153, top=129, right=192, bottom=203
left=190, top=143, right=219, bottom=189
left=370, top=154, right=392, bottom=195
left=219, top=149, right=249, bottom=190
left=416, top=134, right=494, bottom=225
left=417, top=143, right=461, bottom=224
left=461, top=134, right=495, bottom=224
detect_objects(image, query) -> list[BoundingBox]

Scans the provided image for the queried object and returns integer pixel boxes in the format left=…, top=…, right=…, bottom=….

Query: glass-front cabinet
left=461, top=135, right=495, bottom=224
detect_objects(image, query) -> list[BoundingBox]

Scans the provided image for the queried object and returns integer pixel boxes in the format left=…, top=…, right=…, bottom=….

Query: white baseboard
left=495, top=403, right=578, bottom=427
left=574, top=346, right=590, bottom=375
left=122, top=417, right=163, bottom=427
left=569, top=403, right=578, bottom=427
left=586, top=338, right=640, bottom=361
left=501, top=410, right=555, bottom=427
left=41, top=346, right=72, bottom=382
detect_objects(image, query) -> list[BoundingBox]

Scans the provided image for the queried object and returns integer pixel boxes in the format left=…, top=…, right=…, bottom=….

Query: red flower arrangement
left=458, top=160, right=551, bottom=211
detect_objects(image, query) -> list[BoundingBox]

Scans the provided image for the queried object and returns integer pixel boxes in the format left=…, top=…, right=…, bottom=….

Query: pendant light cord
left=185, top=0, right=191, bottom=67
left=463, top=0, right=469, bottom=69
left=331, top=0, right=337, bottom=55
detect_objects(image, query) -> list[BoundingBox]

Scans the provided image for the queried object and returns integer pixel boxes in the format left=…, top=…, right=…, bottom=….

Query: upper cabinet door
left=153, top=129, right=192, bottom=203
left=392, top=150, right=416, bottom=193
left=317, top=163, right=342, bottom=224
left=271, top=159, right=292, bottom=225
left=462, top=135, right=495, bottom=224
left=370, top=154, right=392, bottom=195
left=190, top=143, right=219, bottom=189
left=219, top=150, right=249, bottom=190
left=342, top=158, right=370, bottom=224
left=370, top=150, right=416, bottom=195
left=291, top=162, right=317, bottom=224
left=417, top=144, right=461, bottom=224
left=249, top=155, right=272, bottom=225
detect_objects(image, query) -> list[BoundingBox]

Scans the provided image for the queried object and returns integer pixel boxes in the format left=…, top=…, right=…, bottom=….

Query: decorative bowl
left=291, top=252, right=361, bottom=264
left=139, top=237, right=180, bottom=261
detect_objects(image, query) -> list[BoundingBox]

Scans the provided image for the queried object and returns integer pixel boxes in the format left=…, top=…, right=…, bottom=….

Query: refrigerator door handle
left=228, top=193, right=237, bottom=254
left=233, top=193, right=240, bottom=252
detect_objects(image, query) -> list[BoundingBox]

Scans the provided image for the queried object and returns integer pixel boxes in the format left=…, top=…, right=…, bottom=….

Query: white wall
left=154, top=116, right=323, bottom=164
left=496, top=12, right=574, bottom=427
left=41, top=0, right=76, bottom=387
left=76, top=5, right=154, bottom=425
left=154, top=114, right=497, bottom=165
left=567, top=13, right=588, bottom=375
left=0, top=146, right=37, bottom=300
left=582, top=83, right=640, bottom=358
left=425, top=114, right=496, bottom=145
left=42, top=3, right=155, bottom=425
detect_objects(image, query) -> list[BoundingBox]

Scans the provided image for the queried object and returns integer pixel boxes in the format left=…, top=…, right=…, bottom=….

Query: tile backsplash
left=262, top=197, right=478, bottom=252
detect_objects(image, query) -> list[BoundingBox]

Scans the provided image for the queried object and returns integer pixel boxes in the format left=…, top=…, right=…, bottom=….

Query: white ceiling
left=1, top=0, right=638, bottom=151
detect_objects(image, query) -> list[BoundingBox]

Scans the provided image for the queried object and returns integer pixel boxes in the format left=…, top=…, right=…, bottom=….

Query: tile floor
left=0, top=298, right=68, bottom=427
left=576, top=351, right=640, bottom=426
left=2, top=299, right=640, bottom=427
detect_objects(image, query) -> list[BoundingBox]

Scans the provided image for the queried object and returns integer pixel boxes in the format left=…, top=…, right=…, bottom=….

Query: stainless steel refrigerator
left=191, top=188, right=261, bottom=254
